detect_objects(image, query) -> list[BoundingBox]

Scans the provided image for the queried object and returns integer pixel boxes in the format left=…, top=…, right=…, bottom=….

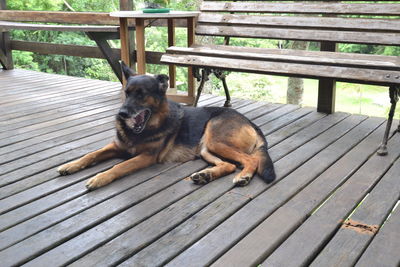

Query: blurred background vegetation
left=5, top=0, right=400, bottom=117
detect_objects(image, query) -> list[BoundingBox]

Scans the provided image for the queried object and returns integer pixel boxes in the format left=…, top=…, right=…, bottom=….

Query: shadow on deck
left=0, top=69, right=399, bottom=267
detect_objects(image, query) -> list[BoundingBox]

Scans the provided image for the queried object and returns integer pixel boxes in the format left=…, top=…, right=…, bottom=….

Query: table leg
left=135, top=18, right=146, bottom=74
left=187, top=17, right=195, bottom=99
left=167, top=18, right=176, bottom=89
left=119, top=17, right=130, bottom=84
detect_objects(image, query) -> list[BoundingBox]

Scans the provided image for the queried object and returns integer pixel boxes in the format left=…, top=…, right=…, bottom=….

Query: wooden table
left=110, top=10, right=199, bottom=104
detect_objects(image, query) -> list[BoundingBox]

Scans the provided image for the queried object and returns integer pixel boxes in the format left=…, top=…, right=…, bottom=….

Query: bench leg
left=214, top=70, right=231, bottom=107
left=377, top=85, right=399, bottom=156
left=193, top=69, right=210, bottom=107
left=0, top=31, right=13, bottom=70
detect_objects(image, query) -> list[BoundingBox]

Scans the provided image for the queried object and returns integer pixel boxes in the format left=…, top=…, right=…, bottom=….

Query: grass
left=208, top=72, right=399, bottom=119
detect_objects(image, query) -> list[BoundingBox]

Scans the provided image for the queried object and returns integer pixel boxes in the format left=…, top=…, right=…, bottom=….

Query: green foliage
left=5, top=0, right=400, bottom=118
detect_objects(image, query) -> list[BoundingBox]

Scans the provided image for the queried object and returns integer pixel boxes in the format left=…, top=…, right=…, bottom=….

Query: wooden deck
left=0, top=69, right=399, bottom=267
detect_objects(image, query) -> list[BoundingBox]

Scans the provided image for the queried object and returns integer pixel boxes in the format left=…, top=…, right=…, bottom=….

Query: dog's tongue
left=134, top=111, right=145, bottom=125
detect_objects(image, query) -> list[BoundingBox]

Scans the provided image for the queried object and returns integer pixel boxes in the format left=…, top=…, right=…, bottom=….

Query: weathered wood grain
left=201, top=2, right=400, bottom=15
left=310, top=157, right=400, bottom=267
left=161, top=54, right=400, bottom=85
left=355, top=203, right=400, bottom=267
left=198, top=13, right=400, bottom=33
left=262, top=132, right=400, bottom=267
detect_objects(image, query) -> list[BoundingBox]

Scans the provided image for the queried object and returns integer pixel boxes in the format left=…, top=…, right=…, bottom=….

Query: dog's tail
left=253, top=139, right=276, bottom=183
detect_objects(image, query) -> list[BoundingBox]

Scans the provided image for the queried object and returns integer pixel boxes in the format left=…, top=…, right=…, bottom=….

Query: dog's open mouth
left=127, top=108, right=151, bottom=133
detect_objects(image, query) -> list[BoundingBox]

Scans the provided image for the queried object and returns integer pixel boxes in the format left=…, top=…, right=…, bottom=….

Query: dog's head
left=117, top=62, right=169, bottom=134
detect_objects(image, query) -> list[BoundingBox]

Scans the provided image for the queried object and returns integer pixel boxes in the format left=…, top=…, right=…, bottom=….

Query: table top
left=110, top=10, right=200, bottom=18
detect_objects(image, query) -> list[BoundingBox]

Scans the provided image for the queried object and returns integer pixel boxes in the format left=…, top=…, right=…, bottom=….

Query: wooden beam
left=0, top=0, right=13, bottom=70
left=317, top=41, right=337, bottom=114
left=87, top=32, right=122, bottom=82
left=10, top=40, right=164, bottom=64
left=120, top=0, right=136, bottom=70
left=0, top=10, right=189, bottom=27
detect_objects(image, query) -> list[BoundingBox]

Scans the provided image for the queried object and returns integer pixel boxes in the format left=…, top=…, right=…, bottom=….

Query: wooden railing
left=0, top=0, right=188, bottom=73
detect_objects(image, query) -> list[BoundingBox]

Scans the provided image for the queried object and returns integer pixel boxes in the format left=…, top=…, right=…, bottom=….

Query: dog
left=58, top=62, right=276, bottom=190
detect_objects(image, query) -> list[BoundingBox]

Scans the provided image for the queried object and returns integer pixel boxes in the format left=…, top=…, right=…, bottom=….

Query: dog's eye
left=135, top=89, right=144, bottom=99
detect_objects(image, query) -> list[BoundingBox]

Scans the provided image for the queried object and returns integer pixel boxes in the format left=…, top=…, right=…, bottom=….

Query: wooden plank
left=0, top=92, right=117, bottom=125
left=0, top=160, right=208, bottom=267
left=198, top=13, right=400, bottom=33
left=269, top=112, right=348, bottom=161
left=0, top=98, right=118, bottom=134
left=259, top=107, right=313, bottom=136
left=0, top=10, right=189, bottom=27
left=245, top=103, right=282, bottom=120
left=212, top=119, right=386, bottom=267
left=201, top=2, right=400, bottom=16
left=262, top=133, right=400, bottom=267
left=267, top=111, right=327, bottom=147
left=0, top=162, right=177, bottom=250
left=311, top=157, right=400, bottom=267
left=0, top=10, right=121, bottom=25
left=195, top=25, right=400, bottom=46
left=161, top=54, right=400, bottom=85
left=0, top=21, right=119, bottom=32
left=0, top=104, right=117, bottom=151
left=166, top=45, right=400, bottom=70
left=0, top=84, right=118, bottom=118
left=0, top=130, right=115, bottom=188
left=0, top=81, right=115, bottom=108
left=355, top=204, right=400, bottom=267
left=252, top=104, right=299, bottom=126
left=11, top=40, right=164, bottom=65
left=162, top=114, right=366, bottom=266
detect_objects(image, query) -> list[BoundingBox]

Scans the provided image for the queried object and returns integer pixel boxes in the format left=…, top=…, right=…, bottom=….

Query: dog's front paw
left=190, top=171, right=212, bottom=185
left=85, top=172, right=111, bottom=190
left=58, top=161, right=83, bottom=175
left=233, top=174, right=251, bottom=187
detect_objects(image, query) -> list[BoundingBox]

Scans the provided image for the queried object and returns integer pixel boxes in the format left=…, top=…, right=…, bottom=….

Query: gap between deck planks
left=0, top=69, right=398, bottom=267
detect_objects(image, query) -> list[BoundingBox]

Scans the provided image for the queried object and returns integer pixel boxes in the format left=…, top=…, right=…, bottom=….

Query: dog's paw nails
left=85, top=173, right=110, bottom=190
left=58, top=162, right=79, bottom=175
left=233, top=175, right=251, bottom=187
left=85, top=177, right=99, bottom=191
left=190, top=171, right=211, bottom=185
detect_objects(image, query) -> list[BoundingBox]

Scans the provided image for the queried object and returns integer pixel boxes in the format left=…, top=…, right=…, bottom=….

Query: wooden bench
left=0, top=10, right=134, bottom=82
left=160, top=0, right=400, bottom=154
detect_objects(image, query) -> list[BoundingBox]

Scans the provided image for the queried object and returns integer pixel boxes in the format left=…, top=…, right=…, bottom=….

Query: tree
left=286, top=40, right=309, bottom=105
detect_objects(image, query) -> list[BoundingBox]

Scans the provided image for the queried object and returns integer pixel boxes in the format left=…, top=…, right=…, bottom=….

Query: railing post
left=119, top=0, right=136, bottom=71
left=317, top=41, right=337, bottom=114
left=0, top=0, right=13, bottom=70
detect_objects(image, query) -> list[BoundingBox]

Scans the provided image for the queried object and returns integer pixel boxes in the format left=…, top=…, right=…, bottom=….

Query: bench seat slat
left=166, top=45, right=400, bottom=70
left=0, top=21, right=119, bottom=32
left=201, top=2, right=400, bottom=16
left=196, top=25, right=400, bottom=46
left=198, top=14, right=400, bottom=33
left=161, top=54, right=400, bottom=85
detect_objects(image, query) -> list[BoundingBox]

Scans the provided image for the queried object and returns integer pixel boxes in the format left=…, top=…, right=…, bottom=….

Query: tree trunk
left=286, top=41, right=309, bottom=105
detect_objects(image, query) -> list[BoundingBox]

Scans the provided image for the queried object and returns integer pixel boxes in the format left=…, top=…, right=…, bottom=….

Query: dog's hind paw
left=190, top=171, right=212, bottom=185
left=233, top=174, right=251, bottom=187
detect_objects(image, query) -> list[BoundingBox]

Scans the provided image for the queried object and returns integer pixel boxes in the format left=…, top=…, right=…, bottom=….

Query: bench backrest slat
left=197, top=1, right=400, bottom=46
left=198, top=14, right=400, bottom=33
left=201, top=2, right=400, bottom=15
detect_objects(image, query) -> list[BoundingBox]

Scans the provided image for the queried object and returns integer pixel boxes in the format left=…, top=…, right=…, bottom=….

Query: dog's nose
left=118, top=107, right=129, bottom=118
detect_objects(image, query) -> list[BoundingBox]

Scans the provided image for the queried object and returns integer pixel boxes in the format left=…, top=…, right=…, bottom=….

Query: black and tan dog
left=58, top=63, right=275, bottom=190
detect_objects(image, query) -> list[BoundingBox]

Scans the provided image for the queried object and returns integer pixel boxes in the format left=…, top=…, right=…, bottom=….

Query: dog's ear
left=120, top=61, right=135, bottom=80
left=155, top=74, right=169, bottom=94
